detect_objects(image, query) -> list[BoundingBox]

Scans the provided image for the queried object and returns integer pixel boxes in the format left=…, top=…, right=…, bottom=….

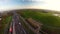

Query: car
left=9, top=27, right=13, bottom=33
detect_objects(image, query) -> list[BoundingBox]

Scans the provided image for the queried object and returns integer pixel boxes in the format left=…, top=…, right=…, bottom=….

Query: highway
left=9, top=12, right=28, bottom=34
left=4, top=11, right=47, bottom=34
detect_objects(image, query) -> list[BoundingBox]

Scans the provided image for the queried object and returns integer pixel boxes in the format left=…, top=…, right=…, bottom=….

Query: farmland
left=0, top=9, right=60, bottom=34
left=0, top=13, right=12, bottom=34
left=18, top=9, right=60, bottom=34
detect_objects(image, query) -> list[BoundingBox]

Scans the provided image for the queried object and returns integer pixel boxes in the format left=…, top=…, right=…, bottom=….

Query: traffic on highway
left=8, top=12, right=29, bottom=34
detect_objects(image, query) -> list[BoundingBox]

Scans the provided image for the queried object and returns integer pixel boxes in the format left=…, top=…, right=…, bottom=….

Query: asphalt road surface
left=9, top=12, right=28, bottom=34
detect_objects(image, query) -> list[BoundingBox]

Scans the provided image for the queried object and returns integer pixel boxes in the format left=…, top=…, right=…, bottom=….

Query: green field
left=0, top=16, right=12, bottom=34
left=19, top=10, right=60, bottom=34
left=0, top=9, right=60, bottom=34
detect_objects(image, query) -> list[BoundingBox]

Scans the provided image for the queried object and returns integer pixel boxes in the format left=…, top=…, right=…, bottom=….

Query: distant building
left=53, top=14, right=60, bottom=17
left=26, top=18, right=43, bottom=34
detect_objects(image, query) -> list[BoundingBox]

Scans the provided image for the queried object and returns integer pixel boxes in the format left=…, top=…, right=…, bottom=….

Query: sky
left=0, top=0, right=60, bottom=12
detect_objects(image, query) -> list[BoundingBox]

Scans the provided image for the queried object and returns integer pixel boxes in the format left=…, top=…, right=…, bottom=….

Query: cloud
left=41, top=0, right=60, bottom=11
left=0, top=0, right=10, bottom=2
left=0, top=0, right=60, bottom=12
